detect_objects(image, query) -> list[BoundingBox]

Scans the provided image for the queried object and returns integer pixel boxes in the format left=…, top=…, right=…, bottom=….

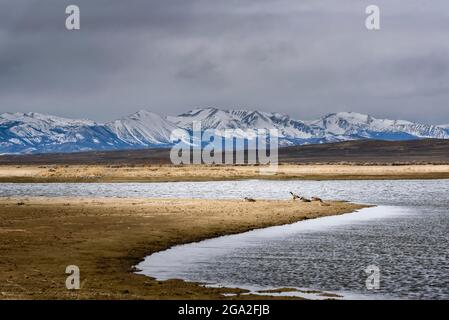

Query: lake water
left=2, top=180, right=449, bottom=299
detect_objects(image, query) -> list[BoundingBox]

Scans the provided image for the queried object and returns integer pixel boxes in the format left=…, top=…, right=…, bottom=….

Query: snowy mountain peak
left=324, top=111, right=372, bottom=123
left=106, top=110, right=184, bottom=146
left=128, top=109, right=163, bottom=120
left=0, top=111, right=96, bottom=126
left=0, top=111, right=119, bottom=154
left=310, top=111, right=448, bottom=140
left=169, top=107, right=243, bottom=130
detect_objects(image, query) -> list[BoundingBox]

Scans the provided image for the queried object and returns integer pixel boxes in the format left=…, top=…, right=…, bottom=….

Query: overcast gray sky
left=0, top=0, right=448, bottom=123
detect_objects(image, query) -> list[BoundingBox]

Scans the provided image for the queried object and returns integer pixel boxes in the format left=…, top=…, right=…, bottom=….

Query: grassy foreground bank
left=0, top=197, right=367, bottom=299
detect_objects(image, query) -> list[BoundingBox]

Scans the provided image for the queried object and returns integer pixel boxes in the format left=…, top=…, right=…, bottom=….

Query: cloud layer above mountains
left=1, top=0, right=448, bottom=123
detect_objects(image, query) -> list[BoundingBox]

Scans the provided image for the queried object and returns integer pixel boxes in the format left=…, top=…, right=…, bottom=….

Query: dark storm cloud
left=0, top=0, right=448, bottom=123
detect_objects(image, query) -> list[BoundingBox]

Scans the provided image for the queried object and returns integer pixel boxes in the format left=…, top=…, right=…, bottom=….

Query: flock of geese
left=244, top=192, right=324, bottom=204
left=288, top=192, right=323, bottom=203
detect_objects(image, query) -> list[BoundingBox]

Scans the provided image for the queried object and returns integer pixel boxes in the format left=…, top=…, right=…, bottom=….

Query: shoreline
left=138, top=205, right=403, bottom=300
left=1, top=164, right=449, bottom=183
left=0, top=197, right=368, bottom=299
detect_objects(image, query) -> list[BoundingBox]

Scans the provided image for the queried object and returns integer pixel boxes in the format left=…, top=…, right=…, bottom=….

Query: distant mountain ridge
left=1, top=108, right=449, bottom=154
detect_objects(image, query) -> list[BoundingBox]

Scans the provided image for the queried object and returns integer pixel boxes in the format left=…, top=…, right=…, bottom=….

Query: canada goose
left=289, top=191, right=300, bottom=200
left=311, top=197, right=323, bottom=203
left=299, top=197, right=311, bottom=203
left=244, top=197, right=256, bottom=202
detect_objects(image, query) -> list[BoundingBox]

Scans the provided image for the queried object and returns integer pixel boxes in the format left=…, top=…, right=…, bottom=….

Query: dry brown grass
left=1, top=164, right=449, bottom=182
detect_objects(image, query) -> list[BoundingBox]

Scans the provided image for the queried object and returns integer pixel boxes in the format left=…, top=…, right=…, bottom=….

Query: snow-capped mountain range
left=1, top=108, right=449, bottom=154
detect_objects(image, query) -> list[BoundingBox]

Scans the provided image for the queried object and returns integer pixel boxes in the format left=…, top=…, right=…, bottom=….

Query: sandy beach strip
left=0, top=197, right=367, bottom=299
left=0, top=164, right=449, bottom=182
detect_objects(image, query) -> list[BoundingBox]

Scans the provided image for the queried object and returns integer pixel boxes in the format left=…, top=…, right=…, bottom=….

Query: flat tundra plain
left=1, top=164, right=449, bottom=182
